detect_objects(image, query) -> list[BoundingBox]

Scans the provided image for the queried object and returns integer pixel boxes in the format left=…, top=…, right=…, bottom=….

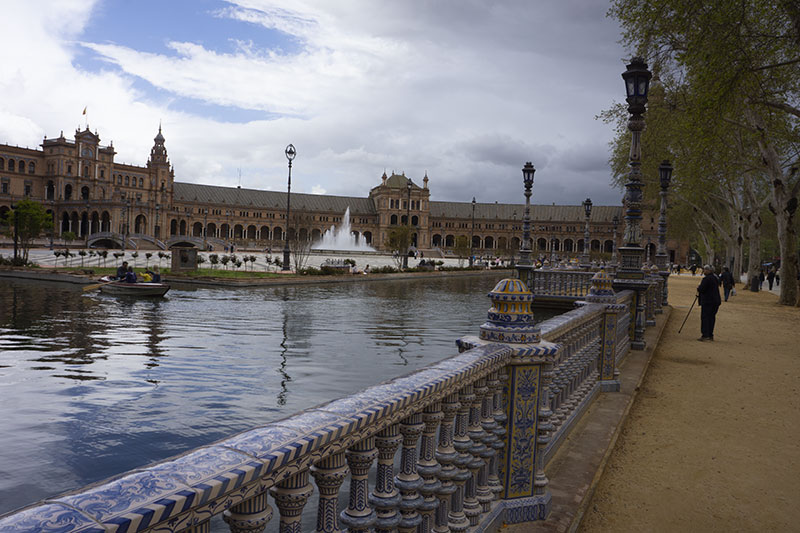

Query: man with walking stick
left=697, top=265, right=722, bottom=341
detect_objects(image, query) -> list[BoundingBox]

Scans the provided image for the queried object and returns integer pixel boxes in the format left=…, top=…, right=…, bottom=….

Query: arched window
left=81, top=186, right=90, bottom=200
left=179, top=220, right=187, bottom=236
left=472, top=235, right=481, bottom=248
left=432, top=234, right=442, bottom=247
left=445, top=234, right=455, bottom=247
left=139, top=177, right=144, bottom=187
left=28, top=162, right=35, bottom=174
left=117, top=175, right=122, bottom=184
left=537, top=238, right=548, bottom=250
left=234, top=224, right=243, bottom=238
left=401, top=215, right=408, bottom=225
left=0, top=157, right=4, bottom=170
left=591, top=239, right=601, bottom=252
left=193, top=222, right=203, bottom=237
left=247, top=225, right=257, bottom=239
left=170, top=219, right=178, bottom=236
left=83, top=165, right=89, bottom=178
left=8, top=159, right=15, bottom=172
left=390, top=214, right=398, bottom=225
left=64, top=184, right=72, bottom=200
left=564, top=239, right=574, bottom=252
left=273, top=227, right=283, bottom=241
left=260, top=225, right=270, bottom=240
left=411, top=215, right=419, bottom=226
left=484, top=236, right=494, bottom=249
left=125, top=176, right=129, bottom=185
left=604, top=239, right=614, bottom=253
left=135, top=214, right=147, bottom=234
left=363, top=231, right=372, bottom=245
left=19, top=161, right=25, bottom=173
left=46, top=181, right=55, bottom=200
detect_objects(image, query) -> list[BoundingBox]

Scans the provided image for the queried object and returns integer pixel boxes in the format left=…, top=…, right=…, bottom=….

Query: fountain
left=312, top=207, right=375, bottom=251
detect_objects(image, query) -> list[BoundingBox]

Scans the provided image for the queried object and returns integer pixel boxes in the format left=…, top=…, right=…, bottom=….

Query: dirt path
left=580, top=275, right=800, bottom=532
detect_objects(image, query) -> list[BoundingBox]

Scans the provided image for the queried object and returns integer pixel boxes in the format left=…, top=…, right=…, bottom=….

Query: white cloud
left=0, top=0, right=632, bottom=206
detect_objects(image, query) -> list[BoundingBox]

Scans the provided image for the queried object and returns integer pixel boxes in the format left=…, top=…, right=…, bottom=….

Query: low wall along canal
left=0, top=266, right=665, bottom=532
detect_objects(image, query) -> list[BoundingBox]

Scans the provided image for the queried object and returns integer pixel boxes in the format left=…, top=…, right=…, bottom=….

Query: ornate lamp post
left=581, top=198, right=592, bottom=266
left=516, top=162, right=535, bottom=284
left=550, top=235, right=557, bottom=266
left=656, top=160, right=673, bottom=304
left=282, top=144, right=295, bottom=271
left=616, top=56, right=652, bottom=350
left=611, top=214, right=619, bottom=265
left=402, top=179, right=412, bottom=269
left=202, top=207, right=209, bottom=250
left=469, top=196, right=476, bottom=267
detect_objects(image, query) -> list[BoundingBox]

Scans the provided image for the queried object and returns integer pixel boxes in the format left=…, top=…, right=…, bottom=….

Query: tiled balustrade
left=0, top=276, right=633, bottom=533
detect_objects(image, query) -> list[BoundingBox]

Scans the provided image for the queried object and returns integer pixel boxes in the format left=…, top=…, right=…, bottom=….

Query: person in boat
left=124, top=266, right=137, bottom=283
left=140, top=271, right=152, bottom=282
left=115, top=261, right=129, bottom=280
left=144, top=266, right=161, bottom=283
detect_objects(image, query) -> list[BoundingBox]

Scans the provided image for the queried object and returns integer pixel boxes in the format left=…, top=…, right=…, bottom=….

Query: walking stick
left=678, top=295, right=698, bottom=334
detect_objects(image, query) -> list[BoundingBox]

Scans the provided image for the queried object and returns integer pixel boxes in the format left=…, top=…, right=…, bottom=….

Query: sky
left=0, top=0, right=633, bottom=206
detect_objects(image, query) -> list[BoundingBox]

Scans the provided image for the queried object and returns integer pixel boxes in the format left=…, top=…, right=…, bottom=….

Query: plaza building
left=0, top=127, right=687, bottom=263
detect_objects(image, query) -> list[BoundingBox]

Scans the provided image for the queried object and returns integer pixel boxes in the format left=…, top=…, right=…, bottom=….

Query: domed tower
left=147, top=125, right=174, bottom=236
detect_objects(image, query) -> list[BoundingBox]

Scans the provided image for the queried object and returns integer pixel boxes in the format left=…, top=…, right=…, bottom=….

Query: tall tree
left=2, top=199, right=52, bottom=263
left=610, top=0, right=800, bottom=305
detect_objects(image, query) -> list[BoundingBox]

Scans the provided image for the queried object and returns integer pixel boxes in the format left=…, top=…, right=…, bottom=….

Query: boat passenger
left=124, top=266, right=137, bottom=283
left=140, top=271, right=152, bottom=282
left=116, top=261, right=129, bottom=280
left=145, top=266, right=160, bottom=283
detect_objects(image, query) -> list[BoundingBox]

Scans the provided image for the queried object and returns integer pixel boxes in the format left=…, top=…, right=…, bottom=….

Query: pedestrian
left=697, top=264, right=721, bottom=341
left=720, top=266, right=735, bottom=302
left=759, top=268, right=765, bottom=289
left=767, top=266, right=776, bottom=290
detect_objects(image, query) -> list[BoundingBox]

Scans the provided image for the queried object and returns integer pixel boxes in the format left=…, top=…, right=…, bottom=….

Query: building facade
left=0, top=127, right=686, bottom=263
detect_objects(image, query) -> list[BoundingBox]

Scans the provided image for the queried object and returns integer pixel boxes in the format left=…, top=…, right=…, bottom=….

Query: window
left=125, top=176, right=129, bottom=185
left=83, top=165, right=89, bottom=178
left=19, top=161, right=25, bottom=173
left=100, top=168, right=105, bottom=178
left=64, top=184, right=72, bottom=200
left=24, top=182, right=32, bottom=196
left=1, top=179, right=8, bottom=194
left=67, top=164, right=72, bottom=175
left=28, top=162, right=35, bottom=174
left=8, top=159, right=15, bottom=172
left=0, top=158, right=4, bottom=170
left=139, top=177, right=143, bottom=187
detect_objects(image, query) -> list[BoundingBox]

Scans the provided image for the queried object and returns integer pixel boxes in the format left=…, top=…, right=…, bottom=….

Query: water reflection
left=0, top=274, right=551, bottom=515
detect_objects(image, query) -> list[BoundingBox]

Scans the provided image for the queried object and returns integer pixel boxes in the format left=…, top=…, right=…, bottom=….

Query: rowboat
left=99, top=281, right=170, bottom=297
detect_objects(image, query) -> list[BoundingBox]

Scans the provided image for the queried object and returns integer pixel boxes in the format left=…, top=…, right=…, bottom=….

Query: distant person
left=767, top=266, right=776, bottom=290
left=124, top=266, right=137, bottom=283
left=720, top=266, right=735, bottom=302
left=116, top=261, right=128, bottom=280
left=759, top=268, right=765, bottom=289
left=690, top=264, right=697, bottom=276
left=697, top=265, right=721, bottom=341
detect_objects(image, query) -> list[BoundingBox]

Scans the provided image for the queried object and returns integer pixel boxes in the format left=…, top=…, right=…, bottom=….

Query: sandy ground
left=581, top=275, right=800, bottom=532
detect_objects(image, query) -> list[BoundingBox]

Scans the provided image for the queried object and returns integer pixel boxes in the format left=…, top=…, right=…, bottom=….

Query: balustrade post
left=486, top=371, right=504, bottom=500
left=449, top=384, right=474, bottom=532
left=340, top=436, right=378, bottom=533
left=223, top=492, right=273, bottom=533
left=311, top=452, right=348, bottom=533
left=395, top=414, right=424, bottom=533
left=369, top=424, right=402, bottom=533
left=478, top=376, right=498, bottom=513
left=463, top=381, right=485, bottom=526
left=270, top=470, right=314, bottom=533
left=435, top=393, right=460, bottom=533
left=417, top=403, right=443, bottom=532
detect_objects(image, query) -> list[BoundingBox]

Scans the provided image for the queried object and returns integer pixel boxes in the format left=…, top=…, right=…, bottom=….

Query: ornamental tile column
left=395, top=414, right=424, bottom=533
left=456, top=278, right=559, bottom=525
left=582, top=269, right=625, bottom=392
left=223, top=492, right=273, bottom=533
left=435, top=393, right=460, bottom=533
left=270, top=470, right=314, bottom=533
left=311, top=452, right=348, bottom=533
left=340, top=436, right=378, bottom=533
left=369, top=424, right=402, bottom=533
left=417, top=403, right=443, bottom=532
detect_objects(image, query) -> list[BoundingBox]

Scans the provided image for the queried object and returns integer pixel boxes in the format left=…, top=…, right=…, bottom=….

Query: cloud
left=0, top=0, right=634, bottom=206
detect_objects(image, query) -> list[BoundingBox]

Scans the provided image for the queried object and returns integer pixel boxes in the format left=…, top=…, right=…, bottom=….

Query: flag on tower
left=82, top=107, right=87, bottom=115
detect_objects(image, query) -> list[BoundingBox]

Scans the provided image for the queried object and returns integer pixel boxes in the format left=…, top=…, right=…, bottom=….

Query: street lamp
left=518, top=162, right=535, bottom=274
left=469, top=196, right=476, bottom=267
left=582, top=197, right=592, bottom=265
left=282, top=144, right=295, bottom=271
left=611, top=214, right=619, bottom=265
left=619, top=56, right=652, bottom=351
left=403, top=179, right=412, bottom=269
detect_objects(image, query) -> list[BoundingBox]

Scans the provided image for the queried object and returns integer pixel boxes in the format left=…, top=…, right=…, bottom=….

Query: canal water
left=0, top=274, right=555, bottom=516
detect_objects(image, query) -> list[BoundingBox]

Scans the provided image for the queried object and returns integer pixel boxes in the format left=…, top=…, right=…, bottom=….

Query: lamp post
left=202, top=207, right=208, bottom=250
left=550, top=235, right=557, bottom=266
left=282, top=144, right=295, bottom=271
left=611, top=214, right=619, bottom=265
left=517, top=162, right=535, bottom=284
left=403, top=179, right=412, bottom=269
left=582, top=198, right=592, bottom=266
left=618, top=56, right=652, bottom=350
left=656, top=160, right=673, bottom=305
left=469, top=196, right=476, bottom=267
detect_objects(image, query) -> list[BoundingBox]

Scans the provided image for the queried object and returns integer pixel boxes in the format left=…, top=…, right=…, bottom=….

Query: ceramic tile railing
left=522, top=270, right=596, bottom=298
left=0, top=279, right=634, bottom=533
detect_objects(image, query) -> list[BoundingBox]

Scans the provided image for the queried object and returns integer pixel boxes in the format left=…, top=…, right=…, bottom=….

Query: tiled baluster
left=394, top=414, right=424, bottom=533
left=483, top=371, right=502, bottom=504
left=311, top=452, right=348, bottom=533
left=369, top=424, right=402, bottom=533
left=270, top=470, right=314, bottom=533
left=464, top=379, right=487, bottom=526
left=417, top=403, right=443, bottom=533
left=434, top=393, right=459, bottom=533
left=223, top=492, right=273, bottom=533
left=477, top=376, right=496, bottom=513
left=187, top=521, right=212, bottom=533
left=492, top=370, right=508, bottom=498
left=340, top=436, right=378, bottom=533
left=449, top=385, right=473, bottom=532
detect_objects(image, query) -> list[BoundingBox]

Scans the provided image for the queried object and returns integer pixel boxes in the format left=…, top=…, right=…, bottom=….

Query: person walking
left=767, top=266, right=777, bottom=290
left=697, top=265, right=722, bottom=341
left=720, top=266, right=735, bottom=302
